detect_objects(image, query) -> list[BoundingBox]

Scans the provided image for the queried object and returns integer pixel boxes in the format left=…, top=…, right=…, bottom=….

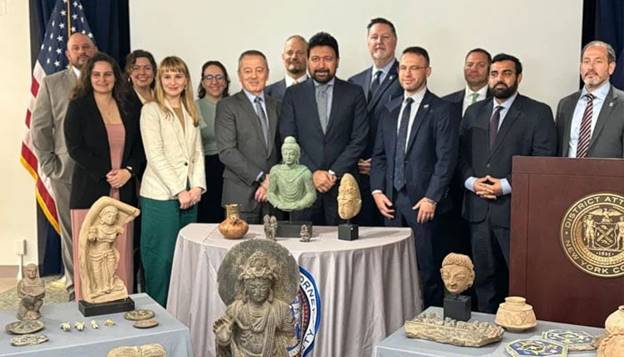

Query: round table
left=167, top=223, right=422, bottom=357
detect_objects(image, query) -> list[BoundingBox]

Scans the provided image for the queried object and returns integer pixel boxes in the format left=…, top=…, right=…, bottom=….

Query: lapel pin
left=610, top=102, right=614, bottom=107
left=423, top=104, right=429, bottom=109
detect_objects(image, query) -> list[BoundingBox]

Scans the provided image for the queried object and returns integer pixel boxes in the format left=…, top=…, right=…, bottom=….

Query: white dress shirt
left=462, top=84, right=488, bottom=115
left=567, top=80, right=610, bottom=158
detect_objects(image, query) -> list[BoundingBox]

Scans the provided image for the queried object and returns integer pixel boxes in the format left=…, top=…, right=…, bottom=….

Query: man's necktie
left=489, top=105, right=503, bottom=150
left=576, top=93, right=595, bottom=158
left=316, top=84, right=329, bottom=133
left=254, top=96, right=269, bottom=146
left=368, top=70, right=383, bottom=100
left=470, top=92, right=479, bottom=104
left=393, top=97, right=415, bottom=192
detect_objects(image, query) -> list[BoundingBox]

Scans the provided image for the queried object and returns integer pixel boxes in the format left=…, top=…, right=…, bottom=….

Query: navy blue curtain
left=30, top=0, right=130, bottom=68
left=590, top=0, right=624, bottom=89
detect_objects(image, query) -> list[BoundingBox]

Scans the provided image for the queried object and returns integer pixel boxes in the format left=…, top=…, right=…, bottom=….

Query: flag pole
left=66, top=0, right=71, bottom=38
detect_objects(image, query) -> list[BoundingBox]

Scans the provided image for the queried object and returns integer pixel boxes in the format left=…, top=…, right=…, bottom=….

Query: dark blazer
left=279, top=78, right=368, bottom=176
left=349, top=60, right=403, bottom=158
left=370, top=91, right=458, bottom=212
left=458, top=94, right=557, bottom=228
left=442, top=88, right=492, bottom=120
left=64, top=93, right=145, bottom=209
left=556, top=85, right=624, bottom=158
left=215, top=91, right=281, bottom=212
left=265, top=79, right=287, bottom=101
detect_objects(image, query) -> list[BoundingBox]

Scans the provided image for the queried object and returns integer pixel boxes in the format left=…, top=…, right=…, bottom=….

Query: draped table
left=167, top=223, right=422, bottom=357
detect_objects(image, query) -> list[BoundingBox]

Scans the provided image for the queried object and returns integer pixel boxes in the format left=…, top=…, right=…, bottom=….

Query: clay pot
left=218, top=204, right=248, bottom=239
left=494, top=296, right=537, bottom=332
left=606, top=305, right=624, bottom=334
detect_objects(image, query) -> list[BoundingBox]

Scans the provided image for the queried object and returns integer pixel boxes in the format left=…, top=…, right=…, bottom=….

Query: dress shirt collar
left=371, top=59, right=396, bottom=81
left=243, top=89, right=265, bottom=104
left=465, top=84, right=488, bottom=99
left=492, top=92, right=518, bottom=112
left=313, top=77, right=335, bottom=88
left=582, top=80, right=610, bottom=101
left=71, top=65, right=81, bottom=78
left=285, top=73, right=308, bottom=87
left=403, top=86, right=427, bottom=105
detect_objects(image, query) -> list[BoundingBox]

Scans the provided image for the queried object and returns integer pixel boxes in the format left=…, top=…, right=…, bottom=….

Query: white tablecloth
left=167, top=223, right=422, bottom=357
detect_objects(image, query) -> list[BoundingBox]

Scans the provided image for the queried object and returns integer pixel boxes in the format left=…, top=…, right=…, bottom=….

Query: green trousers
left=140, top=197, right=197, bottom=307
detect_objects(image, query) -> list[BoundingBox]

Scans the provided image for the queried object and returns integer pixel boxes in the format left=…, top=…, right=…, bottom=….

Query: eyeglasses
left=202, top=74, right=225, bottom=82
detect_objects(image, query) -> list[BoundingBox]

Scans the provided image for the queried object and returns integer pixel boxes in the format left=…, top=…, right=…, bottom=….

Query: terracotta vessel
left=494, top=296, right=537, bottom=332
left=218, top=204, right=249, bottom=239
left=605, top=305, right=624, bottom=334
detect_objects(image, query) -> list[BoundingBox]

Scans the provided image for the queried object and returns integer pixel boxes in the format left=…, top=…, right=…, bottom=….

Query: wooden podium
left=510, top=156, right=624, bottom=327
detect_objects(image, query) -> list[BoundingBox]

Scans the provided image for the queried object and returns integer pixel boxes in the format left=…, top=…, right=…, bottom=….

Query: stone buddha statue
left=267, top=136, right=316, bottom=212
left=17, top=263, right=45, bottom=320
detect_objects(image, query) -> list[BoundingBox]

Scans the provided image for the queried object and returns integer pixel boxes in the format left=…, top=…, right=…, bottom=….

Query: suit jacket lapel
left=387, top=99, right=402, bottom=160
left=589, top=86, right=617, bottom=151
left=489, top=97, right=522, bottom=157
left=236, top=91, right=269, bottom=154
left=560, top=92, right=580, bottom=157
left=266, top=99, right=278, bottom=157
left=406, top=91, right=432, bottom=152
left=368, top=60, right=398, bottom=111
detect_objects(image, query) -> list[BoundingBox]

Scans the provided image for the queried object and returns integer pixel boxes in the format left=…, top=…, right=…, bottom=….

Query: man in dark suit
left=265, top=35, right=308, bottom=101
left=280, top=32, right=368, bottom=225
left=216, top=50, right=281, bottom=223
left=443, top=48, right=492, bottom=117
left=556, top=40, right=624, bottom=158
left=458, top=53, right=557, bottom=313
left=370, top=46, right=457, bottom=308
left=349, top=17, right=403, bottom=226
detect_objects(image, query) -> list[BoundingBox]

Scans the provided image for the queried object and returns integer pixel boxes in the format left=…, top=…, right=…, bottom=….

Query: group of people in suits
left=29, top=17, right=624, bottom=312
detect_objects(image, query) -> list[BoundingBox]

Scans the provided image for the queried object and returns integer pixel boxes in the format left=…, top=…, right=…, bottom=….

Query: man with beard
left=265, top=35, right=308, bottom=101
left=556, top=41, right=624, bottom=158
left=370, top=46, right=457, bottom=308
left=349, top=18, right=403, bottom=226
left=458, top=53, right=556, bottom=313
left=280, top=32, right=368, bottom=225
left=444, top=48, right=492, bottom=117
left=31, top=32, right=97, bottom=299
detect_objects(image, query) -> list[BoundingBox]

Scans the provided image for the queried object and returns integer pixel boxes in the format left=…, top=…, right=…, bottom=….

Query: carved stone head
left=337, top=173, right=362, bottom=220
left=440, top=253, right=475, bottom=295
left=281, top=136, right=301, bottom=165
left=24, top=264, right=38, bottom=280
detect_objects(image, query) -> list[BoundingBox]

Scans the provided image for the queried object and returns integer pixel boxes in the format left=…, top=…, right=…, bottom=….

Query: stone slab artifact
left=495, top=296, right=537, bottom=332
left=542, top=329, right=596, bottom=351
left=404, top=312, right=504, bottom=347
left=218, top=204, right=249, bottom=239
left=107, top=343, right=166, bottom=357
left=6, top=320, right=45, bottom=335
left=124, top=309, right=155, bottom=321
left=79, top=197, right=140, bottom=304
left=597, top=331, right=624, bottom=357
left=10, top=334, right=48, bottom=347
left=506, top=338, right=568, bottom=357
left=267, top=136, right=316, bottom=212
left=337, top=173, right=361, bottom=220
left=133, top=319, right=159, bottom=329
left=17, top=263, right=45, bottom=321
left=214, top=239, right=298, bottom=357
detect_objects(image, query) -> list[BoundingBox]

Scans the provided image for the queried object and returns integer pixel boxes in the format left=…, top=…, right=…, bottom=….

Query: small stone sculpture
left=79, top=197, right=140, bottom=304
left=10, top=334, right=49, bottom=347
left=598, top=331, right=624, bottom=357
left=440, top=253, right=475, bottom=295
left=337, top=173, right=362, bottom=220
left=404, top=312, right=504, bottom=347
left=263, top=215, right=277, bottom=241
left=74, top=321, right=85, bottom=331
left=17, top=263, right=45, bottom=321
left=91, top=320, right=99, bottom=329
left=214, top=239, right=298, bottom=357
left=104, top=319, right=116, bottom=327
left=495, top=296, right=537, bottom=332
left=218, top=204, right=249, bottom=239
left=299, top=225, right=311, bottom=242
left=268, top=137, right=317, bottom=212
left=107, top=343, right=167, bottom=357
left=60, top=322, right=71, bottom=332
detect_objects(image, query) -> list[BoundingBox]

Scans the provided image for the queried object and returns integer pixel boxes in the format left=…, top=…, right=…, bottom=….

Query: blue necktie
left=368, top=70, right=383, bottom=100
left=393, top=97, right=414, bottom=191
left=254, top=96, right=269, bottom=147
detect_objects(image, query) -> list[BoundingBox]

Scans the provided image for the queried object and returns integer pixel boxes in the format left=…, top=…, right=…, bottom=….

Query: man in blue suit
left=371, top=47, right=458, bottom=308
left=265, top=35, right=308, bottom=101
left=349, top=18, right=403, bottom=226
left=280, top=32, right=368, bottom=225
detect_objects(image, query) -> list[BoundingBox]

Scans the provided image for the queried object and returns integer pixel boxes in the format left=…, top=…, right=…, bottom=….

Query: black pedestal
left=79, top=297, right=135, bottom=317
left=443, top=294, right=471, bottom=321
left=338, top=223, right=358, bottom=241
left=276, top=221, right=312, bottom=238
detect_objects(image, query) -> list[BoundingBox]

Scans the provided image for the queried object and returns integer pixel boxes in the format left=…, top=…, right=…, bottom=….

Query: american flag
left=19, top=0, right=94, bottom=233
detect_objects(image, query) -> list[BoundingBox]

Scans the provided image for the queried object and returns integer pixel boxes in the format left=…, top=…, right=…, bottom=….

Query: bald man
left=31, top=32, right=96, bottom=299
left=265, top=35, right=309, bottom=100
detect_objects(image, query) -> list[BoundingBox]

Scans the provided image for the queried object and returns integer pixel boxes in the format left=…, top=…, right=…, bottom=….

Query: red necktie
left=576, top=93, right=595, bottom=158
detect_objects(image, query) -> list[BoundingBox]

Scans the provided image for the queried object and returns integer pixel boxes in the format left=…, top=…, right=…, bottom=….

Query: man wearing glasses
left=370, top=46, right=457, bottom=308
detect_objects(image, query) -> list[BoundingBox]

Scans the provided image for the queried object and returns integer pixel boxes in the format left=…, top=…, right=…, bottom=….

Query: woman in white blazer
left=140, top=56, right=205, bottom=307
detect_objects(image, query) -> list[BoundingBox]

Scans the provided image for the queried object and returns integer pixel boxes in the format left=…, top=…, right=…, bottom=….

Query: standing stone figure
left=267, top=137, right=316, bottom=212
left=79, top=197, right=140, bottom=304
left=214, top=240, right=299, bottom=357
left=299, top=225, right=311, bottom=242
left=17, top=264, right=45, bottom=320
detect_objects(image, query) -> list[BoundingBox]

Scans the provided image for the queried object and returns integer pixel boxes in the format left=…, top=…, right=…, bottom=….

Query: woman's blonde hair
left=154, top=56, right=200, bottom=127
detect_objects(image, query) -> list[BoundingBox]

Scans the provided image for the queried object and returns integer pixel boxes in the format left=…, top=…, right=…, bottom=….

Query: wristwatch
left=125, top=166, right=134, bottom=176
left=258, top=172, right=266, bottom=183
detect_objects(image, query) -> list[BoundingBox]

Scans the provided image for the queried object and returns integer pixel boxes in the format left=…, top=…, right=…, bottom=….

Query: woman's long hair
left=72, top=52, right=127, bottom=103
left=154, top=56, right=200, bottom=127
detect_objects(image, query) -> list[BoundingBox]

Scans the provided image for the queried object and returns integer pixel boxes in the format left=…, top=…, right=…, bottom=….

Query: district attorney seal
left=560, top=192, right=624, bottom=278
